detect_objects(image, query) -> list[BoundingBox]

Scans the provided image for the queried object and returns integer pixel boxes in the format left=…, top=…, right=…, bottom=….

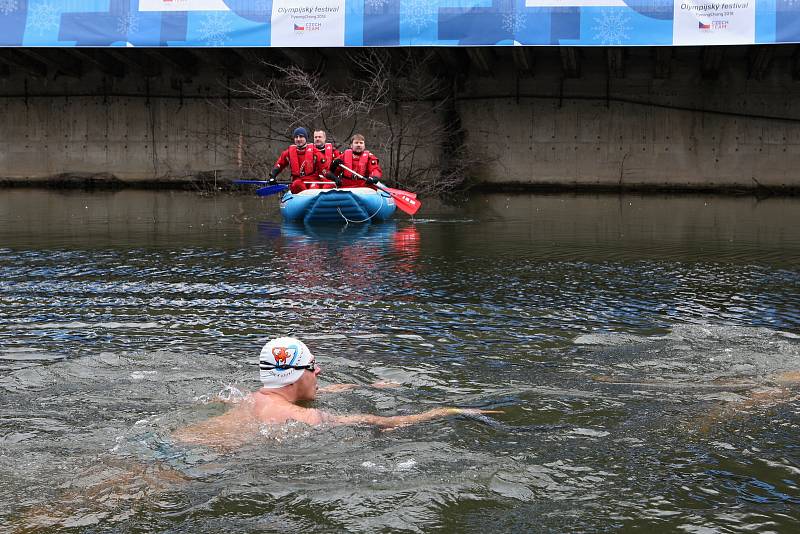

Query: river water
left=1, top=189, right=799, bottom=532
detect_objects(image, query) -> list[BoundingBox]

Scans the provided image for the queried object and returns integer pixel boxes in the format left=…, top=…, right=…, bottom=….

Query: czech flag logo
left=698, top=21, right=711, bottom=30
left=294, top=24, right=305, bottom=31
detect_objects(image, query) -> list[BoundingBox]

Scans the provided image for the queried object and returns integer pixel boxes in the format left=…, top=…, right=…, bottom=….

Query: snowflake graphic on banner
left=406, top=0, right=437, bottom=32
left=251, top=0, right=270, bottom=15
left=117, top=13, right=139, bottom=36
left=502, top=12, right=526, bottom=34
left=0, top=0, right=18, bottom=16
left=592, top=9, right=631, bottom=45
left=198, top=12, right=232, bottom=46
left=365, top=0, right=389, bottom=10
left=28, top=2, right=60, bottom=34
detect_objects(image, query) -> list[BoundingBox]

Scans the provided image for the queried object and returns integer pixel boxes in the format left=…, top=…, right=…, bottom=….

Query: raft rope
left=336, top=198, right=384, bottom=224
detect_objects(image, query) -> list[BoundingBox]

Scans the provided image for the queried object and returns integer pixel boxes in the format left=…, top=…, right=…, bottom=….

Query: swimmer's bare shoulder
left=259, top=404, right=326, bottom=426
left=247, top=392, right=324, bottom=426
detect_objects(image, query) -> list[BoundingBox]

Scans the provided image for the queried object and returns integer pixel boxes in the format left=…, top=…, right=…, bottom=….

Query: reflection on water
left=266, top=221, right=421, bottom=300
left=0, top=189, right=799, bottom=531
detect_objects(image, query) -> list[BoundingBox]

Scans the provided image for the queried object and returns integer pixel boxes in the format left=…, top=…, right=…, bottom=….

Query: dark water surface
left=1, top=189, right=799, bottom=532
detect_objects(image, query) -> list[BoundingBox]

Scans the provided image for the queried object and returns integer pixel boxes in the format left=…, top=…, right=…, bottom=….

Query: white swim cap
left=259, top=337, right=315, bottom=389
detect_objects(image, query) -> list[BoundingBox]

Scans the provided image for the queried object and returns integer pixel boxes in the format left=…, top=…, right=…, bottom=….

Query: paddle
left=383, top=186, right=417, bottom=199
left=232, top=180, right=272, bottom=185
left=231, top=179, right=289, bottom=197
left=255, top=184, right=288, bottom=196
left=335, top=163, right=421, bottom=216
left=322, top=169, right=417, bottom=199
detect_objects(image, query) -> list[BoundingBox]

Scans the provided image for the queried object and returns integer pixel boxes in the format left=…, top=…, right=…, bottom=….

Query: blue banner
left=0, top=1, right=797, bottom=47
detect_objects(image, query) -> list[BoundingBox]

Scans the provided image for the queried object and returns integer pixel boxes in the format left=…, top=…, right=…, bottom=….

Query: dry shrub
left=210, top=50, right=483, bottom=196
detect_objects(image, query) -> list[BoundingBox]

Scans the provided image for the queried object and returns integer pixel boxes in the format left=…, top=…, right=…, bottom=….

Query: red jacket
left=339, top=149, right=383, bottom=188
left=315, top=143, right=341, bottom=173
left=273, top=144, right=322, bottom=179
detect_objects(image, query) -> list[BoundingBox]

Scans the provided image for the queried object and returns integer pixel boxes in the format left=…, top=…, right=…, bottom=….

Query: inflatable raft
left=280, top=187, right=396, bottom=223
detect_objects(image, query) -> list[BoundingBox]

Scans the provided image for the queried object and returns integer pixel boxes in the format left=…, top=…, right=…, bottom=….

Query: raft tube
left=280, top=187, right=396, bottom=224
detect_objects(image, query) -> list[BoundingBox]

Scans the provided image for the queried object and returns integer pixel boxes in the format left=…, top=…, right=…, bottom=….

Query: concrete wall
left=461, top=47, right=800, bottom=192
left=0, top=71, right=247, bottom=183
left=1, top=46, right=799, bottom=192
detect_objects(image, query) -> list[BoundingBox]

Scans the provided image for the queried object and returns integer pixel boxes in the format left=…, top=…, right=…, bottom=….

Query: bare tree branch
left=197, top=51, right=490, bottom=194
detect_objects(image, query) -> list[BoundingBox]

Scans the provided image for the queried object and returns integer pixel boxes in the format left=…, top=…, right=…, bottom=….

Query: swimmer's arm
left=317, top=384, right=359, bottom=393
left=773, top=371, right=800, bottom=385
left=317, top=381, right=402, bottom=394
left=325, top=408, right=501, bottom=429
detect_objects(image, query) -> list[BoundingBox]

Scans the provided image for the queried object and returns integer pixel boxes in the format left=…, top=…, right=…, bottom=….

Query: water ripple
left=1, top=190, right=799, bottom=532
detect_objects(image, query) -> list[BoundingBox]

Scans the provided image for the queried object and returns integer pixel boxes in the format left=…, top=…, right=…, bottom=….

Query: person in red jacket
left=313, top=130, right=341, bottom=175
left=329, top=134, right=383, bottom=189
left=269, top=127, right=331, bottom=194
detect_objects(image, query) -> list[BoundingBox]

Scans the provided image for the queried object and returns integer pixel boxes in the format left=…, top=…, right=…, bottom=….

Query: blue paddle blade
left=232, top=179, right=271, bottom=185
left=256, top=184, right=288, bottom=196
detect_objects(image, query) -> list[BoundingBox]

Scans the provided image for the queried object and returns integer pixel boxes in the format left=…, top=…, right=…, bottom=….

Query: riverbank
left=2, top=175, right=799, bottom=197
left=4, top=47, right=800, bottom=199
left=473, top=180, right=800, bottom=197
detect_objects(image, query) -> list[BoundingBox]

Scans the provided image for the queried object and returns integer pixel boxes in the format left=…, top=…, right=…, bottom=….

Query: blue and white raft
left=280, top=187, right=396, bottom=224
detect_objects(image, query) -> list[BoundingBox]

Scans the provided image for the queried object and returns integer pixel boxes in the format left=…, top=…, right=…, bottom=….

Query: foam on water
left=576, top=325, right=800, bottom=381
left=0, top=349, right=66, bottom=361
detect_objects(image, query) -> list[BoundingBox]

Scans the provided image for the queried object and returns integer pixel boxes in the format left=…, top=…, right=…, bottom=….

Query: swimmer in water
left=15, top=337, right=500, bottom=529
left=692, top=370, right=800, bottom=432
left=172, top=337, right=500, bottom=449
left=592, top=370, right=800, bottom=433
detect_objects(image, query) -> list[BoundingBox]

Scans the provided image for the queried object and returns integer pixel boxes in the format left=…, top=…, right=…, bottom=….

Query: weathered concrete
left=1, top=46, right=800, bottom=193
left=0, top=80, right=247, bottom=185
left=460, top=46, right=800, bottom=193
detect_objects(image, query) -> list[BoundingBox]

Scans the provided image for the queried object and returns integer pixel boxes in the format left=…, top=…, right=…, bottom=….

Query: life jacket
left=342, top=149, right=371, bottom=178
left=316, top=143, right=335, bottom=171
left=288, top=145, right=316, bottom=177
